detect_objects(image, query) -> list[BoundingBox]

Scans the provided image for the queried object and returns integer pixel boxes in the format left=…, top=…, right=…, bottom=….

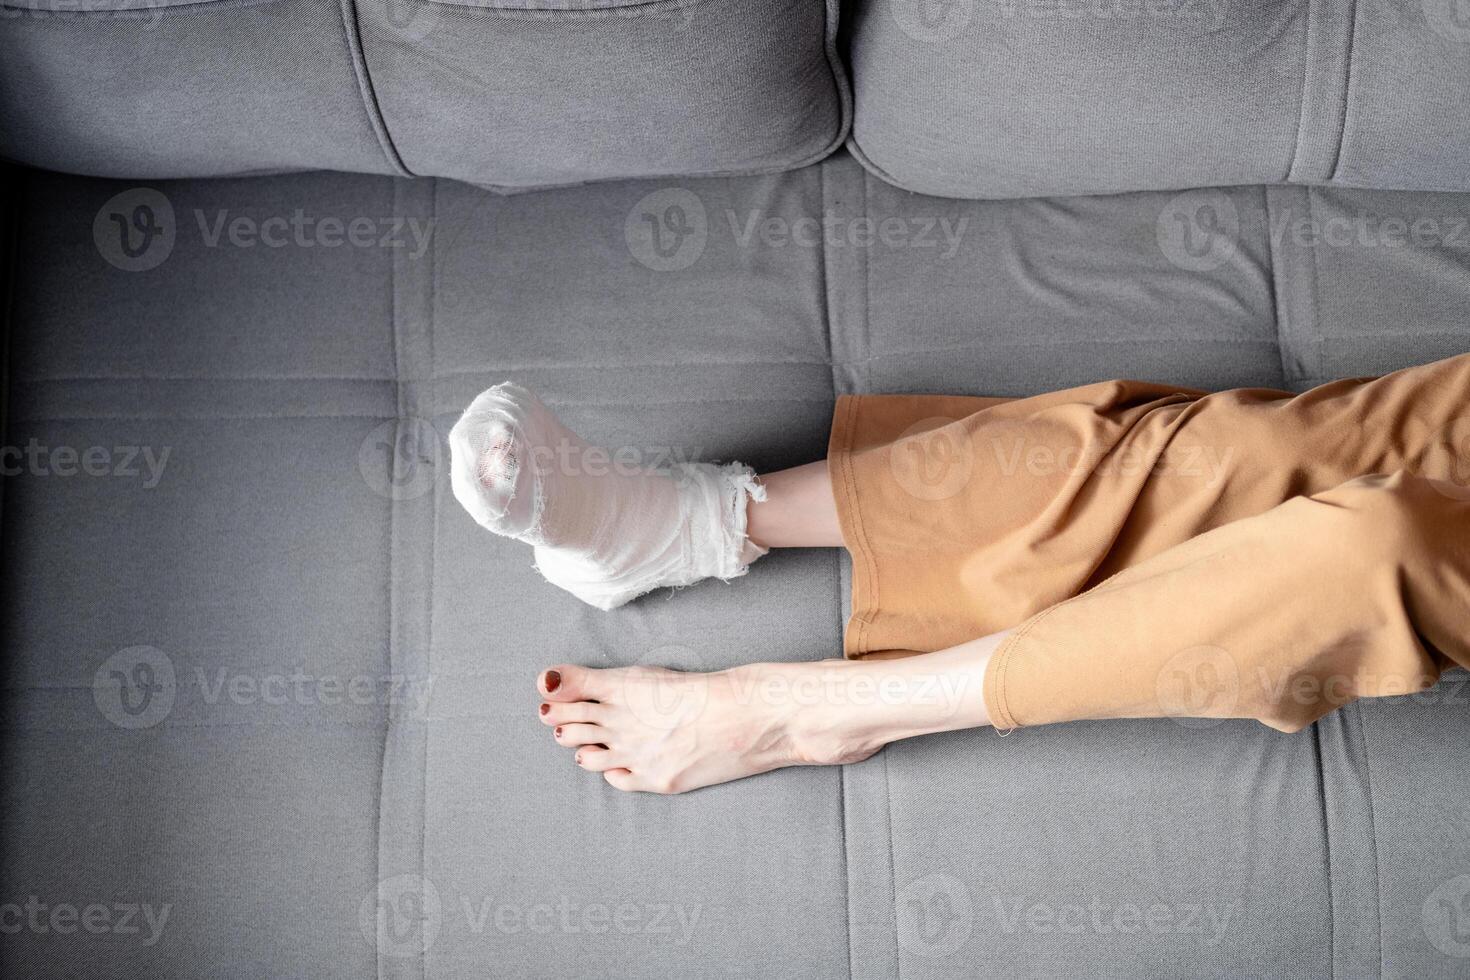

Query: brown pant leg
left=828, top=353, right=1470, bottom=659
left=983, top=471, right=1467, bottom=732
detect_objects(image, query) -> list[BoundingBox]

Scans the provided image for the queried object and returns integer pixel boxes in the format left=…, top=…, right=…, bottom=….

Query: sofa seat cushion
left=5, top=158, right=1470, bottom=977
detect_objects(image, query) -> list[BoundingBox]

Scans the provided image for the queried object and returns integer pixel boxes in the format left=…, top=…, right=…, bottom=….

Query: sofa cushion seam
left=338, top=0, right=415, bottom=177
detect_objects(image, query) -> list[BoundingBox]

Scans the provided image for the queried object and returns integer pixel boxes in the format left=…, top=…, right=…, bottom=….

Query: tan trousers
left=828, top=354, right=1470, bottom=732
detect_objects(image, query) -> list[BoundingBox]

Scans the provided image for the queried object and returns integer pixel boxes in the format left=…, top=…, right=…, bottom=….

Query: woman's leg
left=982, top=470, right=1465, bottom=733
left=537, top=629, right=1010, bottom=794
left=747, top=462, right=844, bottom=548
left=447, top=354, right=1468, bottom=620
left=826, top=353, right=1470, bottom=659
left=529, top=454, right=1005, bottom=793
left=542, top=469, right=1468, bottom=792
left=444, top=382, right=849, bottom=611
left=532, top=353, right=1470, bottom=792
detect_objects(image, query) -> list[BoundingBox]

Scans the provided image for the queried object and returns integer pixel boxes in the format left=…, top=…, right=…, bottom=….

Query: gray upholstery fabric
left=4, top=158, right=1470, bottom=978
left=0, top=0, right=402, bottom=179
left=0, top=0, right=849, bottom=189
left=847, top=0, right=1470, bottom=199
left=12, top=0, right=1470, bottom=200
left=358, top=0, right=850, bottom=190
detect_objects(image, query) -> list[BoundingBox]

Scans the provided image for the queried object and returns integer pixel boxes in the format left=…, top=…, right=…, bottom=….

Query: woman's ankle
left=737, top=654, right=994, bottom=768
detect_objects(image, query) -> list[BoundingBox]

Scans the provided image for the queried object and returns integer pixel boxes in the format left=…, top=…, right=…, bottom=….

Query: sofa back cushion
left=0, top=0, right=849, bottom=189
left=846, top=0, right=1470, bottom=198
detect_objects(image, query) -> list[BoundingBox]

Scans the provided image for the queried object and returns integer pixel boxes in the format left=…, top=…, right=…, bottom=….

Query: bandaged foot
left=448, top=383, right=768, bottom=610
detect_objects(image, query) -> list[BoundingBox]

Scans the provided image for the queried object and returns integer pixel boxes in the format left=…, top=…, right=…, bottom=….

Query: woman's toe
left=554, top=723, right=606, bottom=748
left=574, top=747, right=621, bottom=772
left=540, top=700, right=602, bottom=726
left=602, top=769, right=637, bottom=792
left=539, top=665, right=610, bottom=702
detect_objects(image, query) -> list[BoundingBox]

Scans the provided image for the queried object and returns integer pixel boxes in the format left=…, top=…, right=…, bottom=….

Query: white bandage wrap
left=448, top=383, right=768, bottom=610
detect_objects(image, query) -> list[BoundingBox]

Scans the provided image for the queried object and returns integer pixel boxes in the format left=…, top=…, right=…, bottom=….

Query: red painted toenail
left=544, top=670, right=561, bottom=693
left=555, top=727, right=563, bottom=737
left=539, top=703, right=550, bottom=716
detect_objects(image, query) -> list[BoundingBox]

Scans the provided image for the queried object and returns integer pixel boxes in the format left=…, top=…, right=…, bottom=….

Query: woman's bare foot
left=535, top=633, right=1006, bottom=794
left=537, top=662, right=853, bottom=794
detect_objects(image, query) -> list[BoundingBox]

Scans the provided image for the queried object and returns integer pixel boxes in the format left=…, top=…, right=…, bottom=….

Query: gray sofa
left=2, top=3, right=1469, bottom=978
